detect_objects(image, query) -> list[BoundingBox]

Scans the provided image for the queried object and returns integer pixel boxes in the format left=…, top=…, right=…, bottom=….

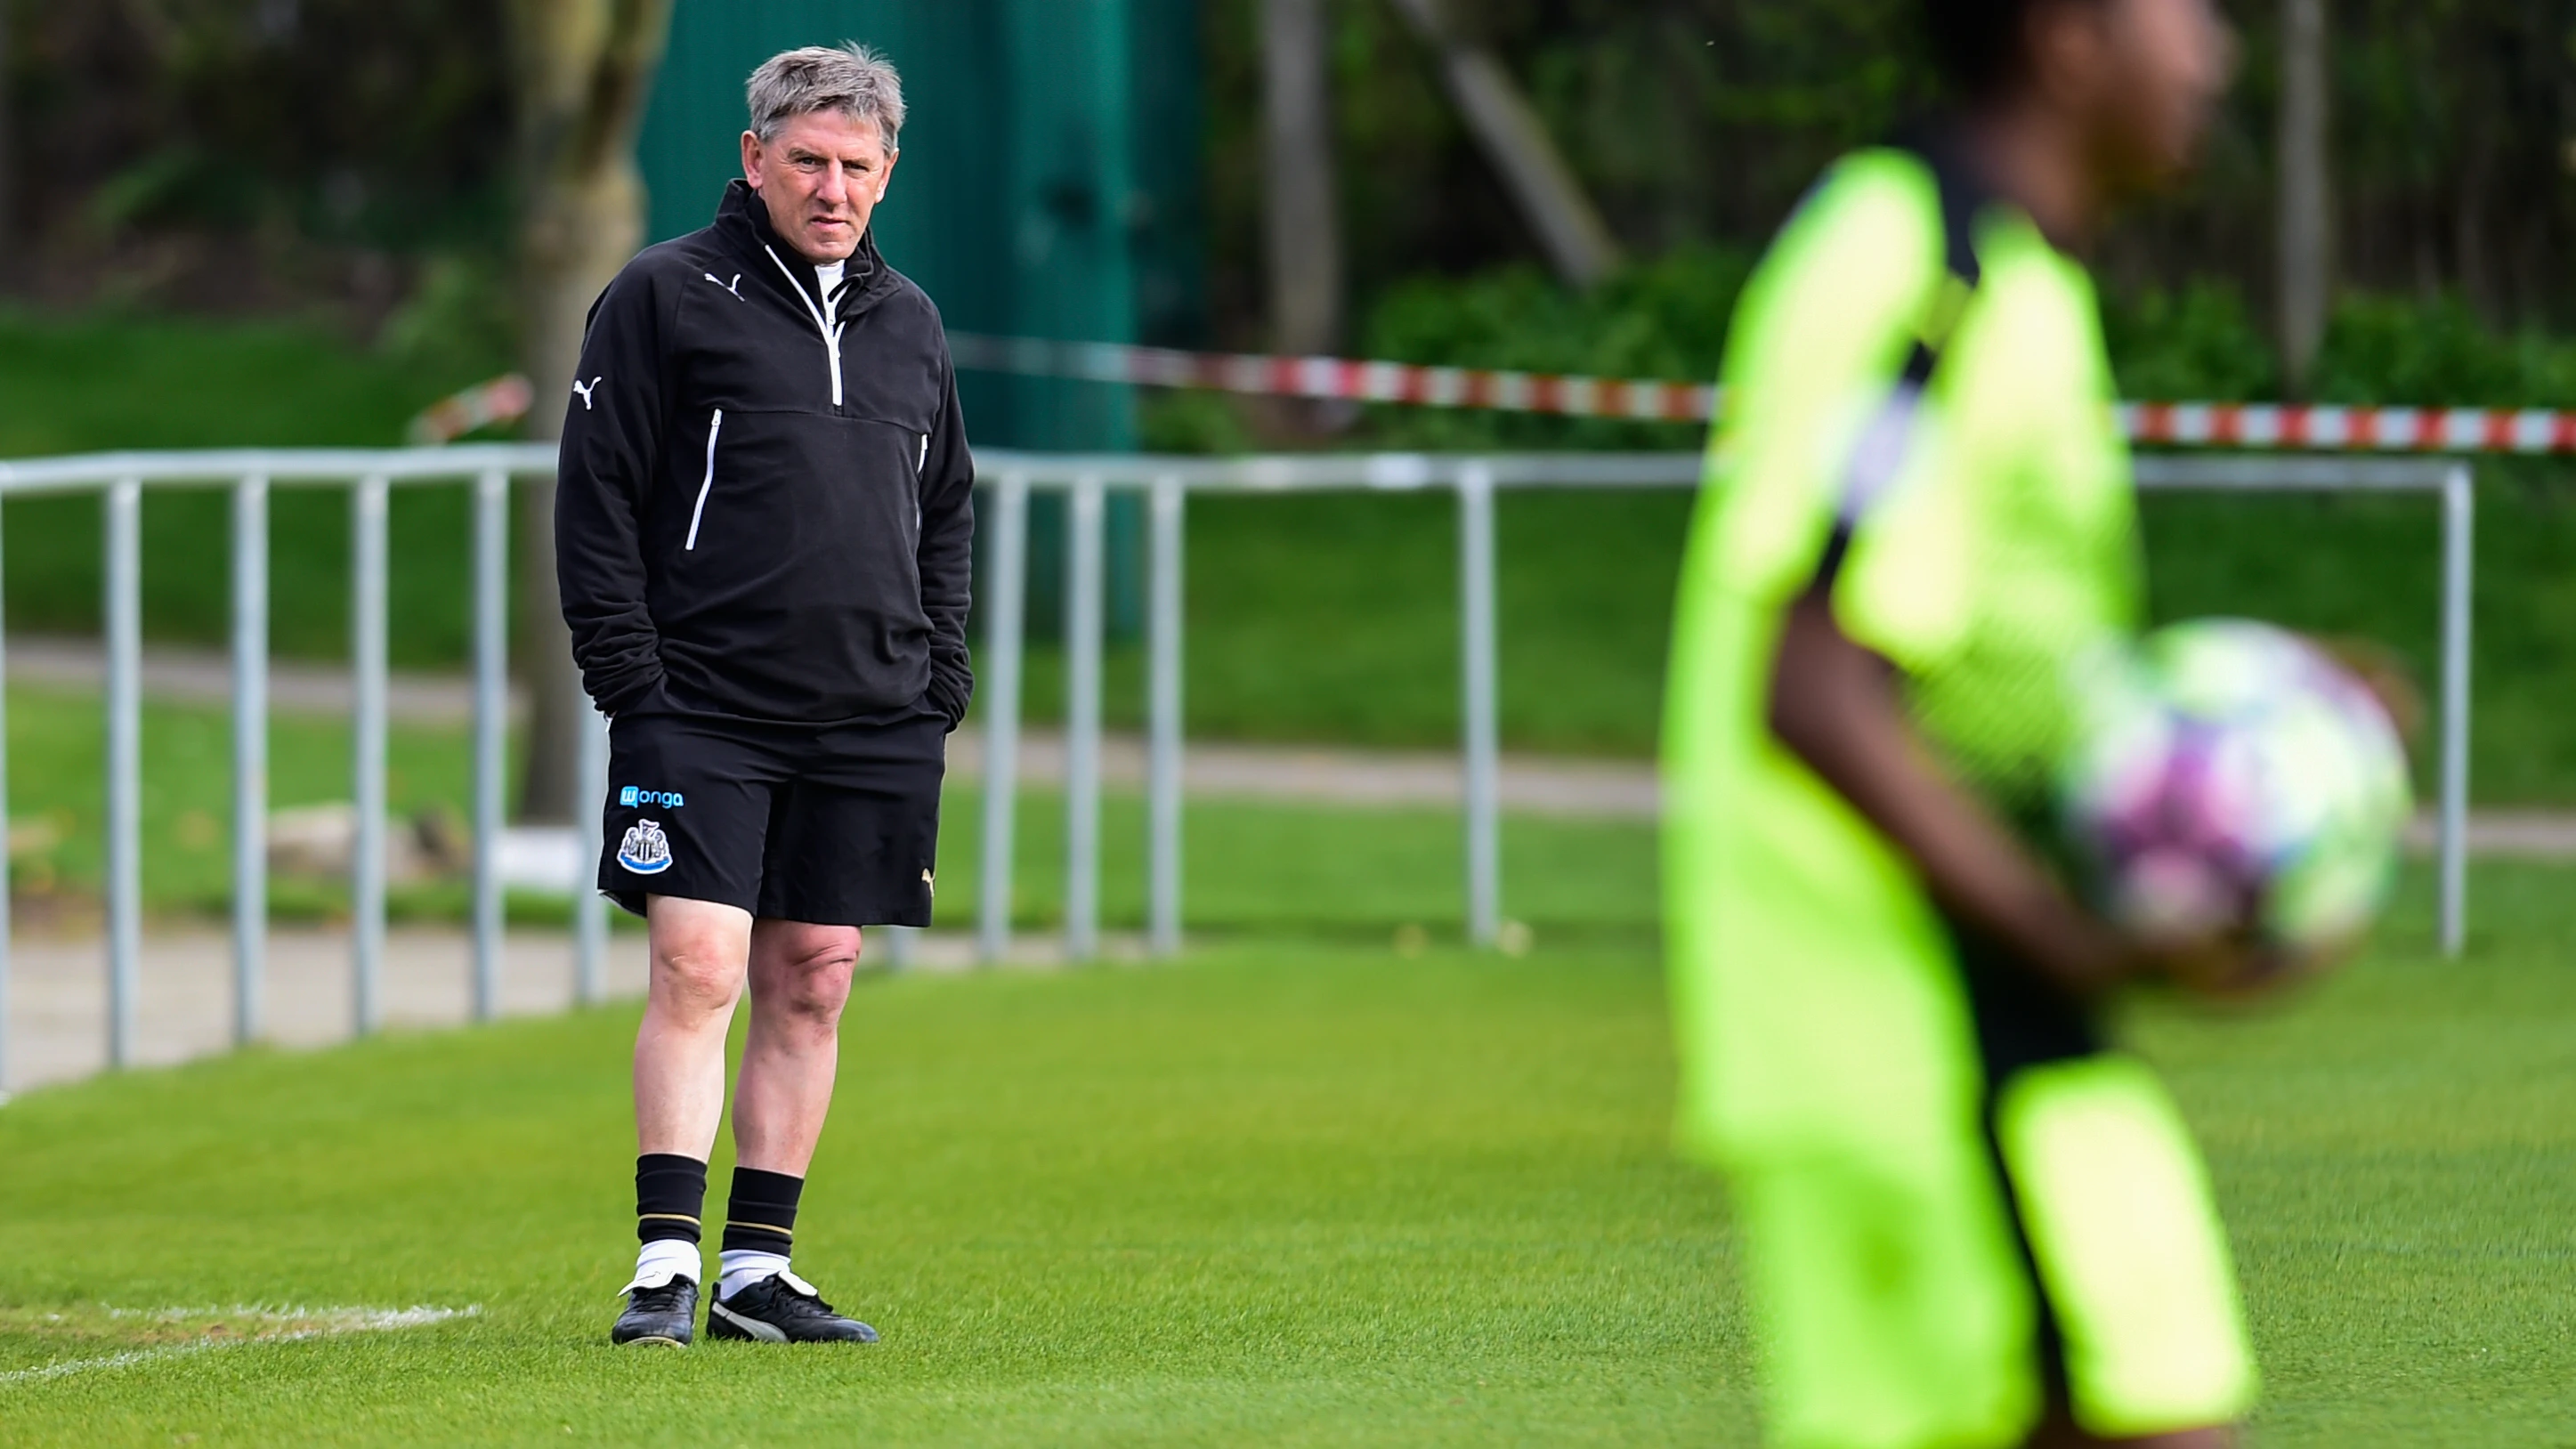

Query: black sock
left=636, top=1153, right=709, bottom=1245
left=722, top=1167, right=804, bottom=1257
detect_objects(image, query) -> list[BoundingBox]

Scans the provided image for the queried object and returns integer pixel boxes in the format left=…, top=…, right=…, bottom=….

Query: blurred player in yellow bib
left=1661, top=2, right=2248, bottom=1445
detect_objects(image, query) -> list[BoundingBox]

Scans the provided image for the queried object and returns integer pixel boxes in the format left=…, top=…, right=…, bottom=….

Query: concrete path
left=4, top=927, right=645, bottom=1095
left=2404, top=810, right=2576, bottom=858
left=0, top=921, right=1089, bottom=1099
left=0, top=916, right=1154, bottom=1101
left=941, top=727, right=1664, bottom=819
left=9, top=635, right=520, bottom=726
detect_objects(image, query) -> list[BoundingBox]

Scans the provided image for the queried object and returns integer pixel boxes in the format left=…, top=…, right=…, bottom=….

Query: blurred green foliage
left=0, top=307, right=508, bottom=668
left=1308, top=247, right=2576, bottom=456
left=1350, top=247, right=1748, bottom=452
left=373, top=254, right=522, bottom=385
left=1196, top=0, right=1933, bottom=337
left=12, top=0, right=510, bottom=255
left=1195, top=1, right=2576, bottom=344
left=11, top=1, right=2576, bottom=355
left=2098, top=283, right=2281, bottom=403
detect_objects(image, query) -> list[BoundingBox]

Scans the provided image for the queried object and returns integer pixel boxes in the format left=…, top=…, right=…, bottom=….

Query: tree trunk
left=1385, top=0, right=1623, bottom=288
left=501, top=0, right=671, bottom=822
left=0, top=0, right=15, bottom=261
left=1263, top=0, right=1343, bottom=356
left=2276, top=0, right=2330, bottom=394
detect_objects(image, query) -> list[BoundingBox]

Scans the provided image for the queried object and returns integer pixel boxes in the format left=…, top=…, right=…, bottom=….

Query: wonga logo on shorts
left=620, top=785, right=685, bottom=808
left=618, top=819, right=673, bottom=875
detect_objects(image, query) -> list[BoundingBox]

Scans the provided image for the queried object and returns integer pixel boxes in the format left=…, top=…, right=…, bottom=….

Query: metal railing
left=0, top=445, right=2476, bottom=1090
left=968, top=450, right=2476, bottom=961
left=0, top=444, right=592, bottom=1090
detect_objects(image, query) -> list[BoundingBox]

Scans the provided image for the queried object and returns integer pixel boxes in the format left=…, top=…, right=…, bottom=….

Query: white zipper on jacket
left=764, top=244, right=847, bottom=408
left=685, top=409, right=723, bottom=550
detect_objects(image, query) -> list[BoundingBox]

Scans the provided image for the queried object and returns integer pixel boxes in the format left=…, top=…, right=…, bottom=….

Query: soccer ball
left=2058, top=619, right=2412, bottom=959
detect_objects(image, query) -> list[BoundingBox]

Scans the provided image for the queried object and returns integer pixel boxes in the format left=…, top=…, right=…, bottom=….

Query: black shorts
left=597, top=709, right=946, bottom=927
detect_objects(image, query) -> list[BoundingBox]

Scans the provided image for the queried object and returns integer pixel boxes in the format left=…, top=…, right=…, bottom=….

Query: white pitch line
left=0, top=1340, right=220, bottom=1386
left=103, top=1304, right=477, bottom=1331
left=0, top=1305, right=476, bottom=1388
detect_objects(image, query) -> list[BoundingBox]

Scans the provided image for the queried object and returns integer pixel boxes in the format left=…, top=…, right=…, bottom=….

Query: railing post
left=0, top=491, right=12, bottom=1096
left=351, top=474, right=389, bottom=1036
left=1458, top=461, right=1502, bottom=948
left=231, top=475, right=269, bottom=1046
left=1065, top=474, right=1105, bottom=963
left=976, top=474, right=1030, bottom=964
left=2439, top=465, right=2475, bottom=958
left=471, top=469, right=509, bottom=1019
left=1146, top=474, right=1185, bottom=959
left=576, top=697, right=608, bottom=1004
left=104, top=478, right=142, bottom=1068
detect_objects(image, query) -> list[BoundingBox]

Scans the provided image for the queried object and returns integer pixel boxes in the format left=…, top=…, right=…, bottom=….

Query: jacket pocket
left=685, top=409, right=723, bottom=551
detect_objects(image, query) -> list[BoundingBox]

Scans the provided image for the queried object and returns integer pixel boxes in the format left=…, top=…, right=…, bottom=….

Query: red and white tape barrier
left=405, top=343, right=2576, bottom=457
left=948, top=332, right=2576, bottom=456
left=2116, top=401, right=2576, bottom=453
left=407, top=373, right=535, bottom=447
left=948, top=333, right=1717, bottom=425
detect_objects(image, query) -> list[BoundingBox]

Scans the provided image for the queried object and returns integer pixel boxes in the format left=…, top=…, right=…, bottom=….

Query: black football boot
left=706, top=1271, right=878, bottom=1344
left=611, top=1276, right=700, bottom=1348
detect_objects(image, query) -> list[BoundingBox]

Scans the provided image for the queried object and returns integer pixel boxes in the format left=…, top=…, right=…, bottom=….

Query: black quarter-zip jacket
left=555, top=180, right=974, bottom=730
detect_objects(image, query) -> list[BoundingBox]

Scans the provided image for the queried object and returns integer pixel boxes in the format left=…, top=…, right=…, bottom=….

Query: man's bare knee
left=752, top=926, right=861, bottom=1031
left=645, top=899, right=752, bottom=1018
left=652, top=938, right=745, bottom=1022
left=646, top=903, right=752, bottom=1024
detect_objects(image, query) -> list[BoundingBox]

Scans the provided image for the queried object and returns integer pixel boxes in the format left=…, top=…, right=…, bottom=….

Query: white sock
left=718, top=1248, right=790, bottom=1299
left=622, top=1238, right=701, bottom=1293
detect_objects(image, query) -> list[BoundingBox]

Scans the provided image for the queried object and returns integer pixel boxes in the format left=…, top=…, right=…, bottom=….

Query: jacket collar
left=713, top=178, right=893, bottom=319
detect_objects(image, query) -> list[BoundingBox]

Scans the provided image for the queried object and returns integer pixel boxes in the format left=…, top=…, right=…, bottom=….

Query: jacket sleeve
left=917, top=362, right=977, bottom=730
left=554, top=265, right=669, bottom=717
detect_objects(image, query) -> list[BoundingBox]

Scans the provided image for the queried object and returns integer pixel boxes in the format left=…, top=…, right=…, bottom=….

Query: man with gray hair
left=557, top=42, right=972, bottom=1348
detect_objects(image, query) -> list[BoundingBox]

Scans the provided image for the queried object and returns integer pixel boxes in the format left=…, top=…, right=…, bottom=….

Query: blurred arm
left=555, top=269, right=668, bottom=717
left=1767, top=587, right=2130, bottom=1000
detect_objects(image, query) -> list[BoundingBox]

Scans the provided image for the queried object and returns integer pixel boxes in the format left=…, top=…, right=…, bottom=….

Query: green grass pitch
left=3, top=863, right=2575, bottom=1444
